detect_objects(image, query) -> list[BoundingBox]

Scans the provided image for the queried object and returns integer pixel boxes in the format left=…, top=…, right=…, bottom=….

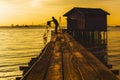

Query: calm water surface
left=0, top=27, right=119, bottom=80
left=0, top=28, right=51, bottom=80
left=108, top=27, right=120, bottom=79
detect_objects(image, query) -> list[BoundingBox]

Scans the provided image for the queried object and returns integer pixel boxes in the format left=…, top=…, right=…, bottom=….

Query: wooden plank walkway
left=20, top=32, right=119, bottom=80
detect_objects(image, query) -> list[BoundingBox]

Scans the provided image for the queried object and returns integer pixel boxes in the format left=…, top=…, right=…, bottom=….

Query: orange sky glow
left=0, top=0, right=120, bottom=26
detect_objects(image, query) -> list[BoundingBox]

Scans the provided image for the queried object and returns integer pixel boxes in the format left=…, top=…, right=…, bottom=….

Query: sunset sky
left=0, top=0, right=120, bottom=26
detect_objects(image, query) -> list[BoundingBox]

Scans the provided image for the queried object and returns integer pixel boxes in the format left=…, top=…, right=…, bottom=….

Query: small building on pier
left=63, top=7, right=110, bottom=32
left=63, top=7, right=110, bottom=65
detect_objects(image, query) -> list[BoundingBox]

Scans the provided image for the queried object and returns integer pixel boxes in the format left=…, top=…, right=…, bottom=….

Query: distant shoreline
left=0, top=25, right=47, bottom=29
left=0, top=25, right=67, bottom=29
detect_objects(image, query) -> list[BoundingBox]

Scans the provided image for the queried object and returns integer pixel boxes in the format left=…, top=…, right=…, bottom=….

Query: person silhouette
left=51, top=17, right=59, bottom=34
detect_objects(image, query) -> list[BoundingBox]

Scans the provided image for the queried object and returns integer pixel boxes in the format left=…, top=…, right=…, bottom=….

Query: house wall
left=67, top=12, right=107, bottom=31
left=85, top=14, right=107, bottom=31
left=67, top=12, right=85, bottom=31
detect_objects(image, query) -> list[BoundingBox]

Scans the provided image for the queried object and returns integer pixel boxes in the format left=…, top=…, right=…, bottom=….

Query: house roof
left=63, top=7, right=110, bottom=16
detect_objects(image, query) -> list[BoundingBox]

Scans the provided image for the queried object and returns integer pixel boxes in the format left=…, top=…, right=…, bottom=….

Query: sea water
left=0, top=28, right=51, bottom=80
left=108, top=27, right=120, bottom=79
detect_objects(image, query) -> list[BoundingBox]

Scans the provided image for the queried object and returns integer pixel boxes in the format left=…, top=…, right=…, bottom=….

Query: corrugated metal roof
left=63, top=7, right=110, bottom=16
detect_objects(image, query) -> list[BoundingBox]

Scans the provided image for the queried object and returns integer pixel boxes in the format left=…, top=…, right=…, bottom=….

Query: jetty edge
left=17, top=31, right=119, bottom=80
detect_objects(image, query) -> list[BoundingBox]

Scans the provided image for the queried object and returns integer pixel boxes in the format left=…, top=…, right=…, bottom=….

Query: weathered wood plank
left=61, top=39, right=82, bottom=80
left=63, top=33, right=100, bottom=80
left=45, top=38, right=63, bottom=80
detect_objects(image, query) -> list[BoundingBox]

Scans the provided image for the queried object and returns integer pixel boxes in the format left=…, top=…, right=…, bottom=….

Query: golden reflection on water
left=108, top=28, right=120, bottom=79
left=108, top=29, right=120, bottom=55
left=0, top=28, right=47, bottom=80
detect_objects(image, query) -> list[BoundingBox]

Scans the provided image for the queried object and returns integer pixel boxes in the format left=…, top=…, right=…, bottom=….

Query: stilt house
left=63, top=7, right=110, bottom=65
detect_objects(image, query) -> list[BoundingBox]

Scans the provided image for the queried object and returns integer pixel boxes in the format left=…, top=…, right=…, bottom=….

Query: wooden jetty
left=19, top=31, right=119, bottom=80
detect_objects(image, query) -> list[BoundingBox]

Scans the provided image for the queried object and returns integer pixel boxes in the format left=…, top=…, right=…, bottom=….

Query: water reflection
left=0, top=28, right=47, bottom=80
